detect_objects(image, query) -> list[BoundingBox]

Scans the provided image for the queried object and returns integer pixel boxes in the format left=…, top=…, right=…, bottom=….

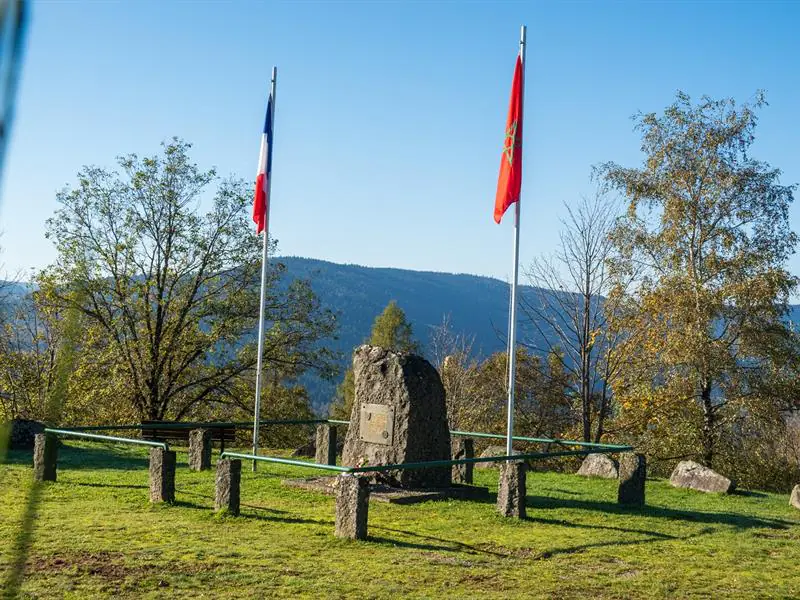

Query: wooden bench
left=140, top=421, right=237, bottom=453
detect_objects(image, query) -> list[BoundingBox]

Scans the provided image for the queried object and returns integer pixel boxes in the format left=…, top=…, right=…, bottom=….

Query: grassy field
left=2, top=442, right=800, bottom=599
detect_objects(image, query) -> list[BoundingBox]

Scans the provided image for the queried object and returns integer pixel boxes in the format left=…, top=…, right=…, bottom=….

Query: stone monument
left=341, top=345, right=451, bottom=489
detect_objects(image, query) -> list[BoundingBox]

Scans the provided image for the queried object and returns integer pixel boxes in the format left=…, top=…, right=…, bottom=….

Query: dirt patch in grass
left=27, top=551, right=145, bottom=580
left=26, top=551, right=213, bottom=581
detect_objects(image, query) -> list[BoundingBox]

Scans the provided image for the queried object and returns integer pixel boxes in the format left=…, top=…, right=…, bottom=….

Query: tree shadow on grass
left=2, top=480, right=44, bottom=597
left=523, top=494, right=797, bottom=530
left=369, top=526, right=509, bottom=557
left=177, top=489, right=290, bottom=515
left=366, top=522, right=716, bottom=560
left=366, top=535, right=468, bottom=553
left=528, top=526, right=718, bottom=560
left=733, top=490, right=769, bottom=498
left=234, top=511, right=333, bottom=527
left=69, top=481, right=147, bottom=490
left=4, top=445, right=153, bottom=471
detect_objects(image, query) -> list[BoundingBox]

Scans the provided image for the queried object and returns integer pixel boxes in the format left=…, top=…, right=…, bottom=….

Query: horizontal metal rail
left=220, top=452, right=351, bottom=472
left=44, top=428, right=169, bottom=450
left=350, top=448, right=623, bottom=473
left=221, top=445, right=631, bottom=476
left=324, top=422, right=632, bottom=453
left=449, top=430, right=632, bottom=451
left=57, top=420, right=633, bottom=453
left=61, top=419, right=333, bottom=432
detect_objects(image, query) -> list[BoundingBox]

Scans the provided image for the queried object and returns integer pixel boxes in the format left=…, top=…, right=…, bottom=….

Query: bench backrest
left=140, top=421, right=237, bottom=443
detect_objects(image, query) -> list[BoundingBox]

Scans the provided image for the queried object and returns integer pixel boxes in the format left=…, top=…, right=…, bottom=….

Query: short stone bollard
left=497, top=460, right=527, bottom=518
left=452, top=437, right=475, bottom=484
left=215, top=458, right=241, bottom=516
left=33, top=433, right=58, bottom=482
left=617, top=452, right=646, bottom=507
left=790, top=484, right=800, bottom=510
left=315, top=424, right=337, bottom=466
left=188, top=428, right=212, bottom=471
left=335, top=474, right=370, bottom=540
left=149, top=447, right=176, bottom=503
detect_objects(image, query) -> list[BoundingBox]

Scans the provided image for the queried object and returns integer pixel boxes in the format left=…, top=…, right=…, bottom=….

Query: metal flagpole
left=252, top=66, right=277, bottom=471
left=506, top=26, right=526, bottom=456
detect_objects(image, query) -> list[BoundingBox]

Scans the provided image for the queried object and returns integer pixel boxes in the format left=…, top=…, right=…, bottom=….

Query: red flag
left=494, top=55, right=524, bottom=224
left=253, top=94, right=273, bottom=235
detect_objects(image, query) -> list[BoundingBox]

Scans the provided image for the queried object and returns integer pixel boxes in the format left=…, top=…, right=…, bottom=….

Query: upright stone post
left=315, top=424, right=337, bottom=466
left=617, top=452, right=646, bottom=507
left=451, top=437, right=474, bottom=485
left=149, top=447, right=176, bottom=503
left=188, top=428, right=212, bottom=471
left=497, top=460, right=526, bottom=518
left=215, top=458, right=241, bottom=516
left=33, top=433, right=58, bottom=482
left=335, top=474, right=370, bottom=540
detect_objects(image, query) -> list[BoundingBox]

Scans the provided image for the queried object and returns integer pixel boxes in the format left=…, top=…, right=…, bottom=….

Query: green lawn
left=2, top=442, right=799, bottom=599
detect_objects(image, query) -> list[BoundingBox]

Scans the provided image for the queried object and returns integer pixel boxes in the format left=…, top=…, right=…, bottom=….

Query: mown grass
left=2, top=442, right=800, bottom=599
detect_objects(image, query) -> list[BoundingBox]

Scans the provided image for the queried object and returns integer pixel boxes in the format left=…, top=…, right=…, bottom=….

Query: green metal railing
left=220, top=452, right=351, bottom=473
left=44, top=428, right=169, bottom=450
left=221, top=443, right=632, bottom=476
left=449, top=430, right=632, bottom=451
left=350, top=448, right=622, bottom=473
left=61, top=419, right=335, bottom=432
left=58, top=419, right=632, bottom=456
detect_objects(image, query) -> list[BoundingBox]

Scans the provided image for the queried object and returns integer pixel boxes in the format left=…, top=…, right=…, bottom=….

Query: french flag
left=252, top=94, right=273, bottom=235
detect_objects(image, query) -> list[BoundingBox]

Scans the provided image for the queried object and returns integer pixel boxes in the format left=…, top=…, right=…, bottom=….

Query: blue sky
left=1, top=1, right=799, bottom=284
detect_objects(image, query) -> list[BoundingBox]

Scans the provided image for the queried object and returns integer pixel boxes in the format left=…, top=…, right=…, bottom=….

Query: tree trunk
left=594, top=382, right=609, bottom=443
left=701, top=381, right=714, bottom=467
left=581, top=288, right=592, bottom=442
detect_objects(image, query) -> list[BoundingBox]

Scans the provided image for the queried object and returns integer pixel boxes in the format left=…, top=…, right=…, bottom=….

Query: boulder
left=577, top=453, right=619, bottom=479
left=3, top=418, right=45, bottom=450
left=790, top=485, right=800, bottom=510
left=669, top=460, right=736, bottom=494
left=341, top=345, right=451, bottom=488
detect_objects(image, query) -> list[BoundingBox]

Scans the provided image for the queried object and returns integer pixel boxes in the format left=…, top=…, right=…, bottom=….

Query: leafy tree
left=330, top=300, right=419, bottom=419
left=0, top=286, right=101, bottom=425
left=41, top=139, right=337, bottom=421
left=464, top=347, right=574, bottom=439
left=599, top=91, right=800, bottom=468
left=0, top=293, right=59, bottom=421
left=368, top=300, right=420, bottom=354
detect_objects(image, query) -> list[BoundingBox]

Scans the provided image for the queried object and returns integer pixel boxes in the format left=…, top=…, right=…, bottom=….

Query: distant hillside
left=279, top=257, right=556, bottom=412
left=18, top=258, right=800, bottom=416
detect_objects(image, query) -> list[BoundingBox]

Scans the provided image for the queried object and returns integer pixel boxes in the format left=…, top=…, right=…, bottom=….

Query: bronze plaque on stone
left=359, top=403, right=394, bottom=445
